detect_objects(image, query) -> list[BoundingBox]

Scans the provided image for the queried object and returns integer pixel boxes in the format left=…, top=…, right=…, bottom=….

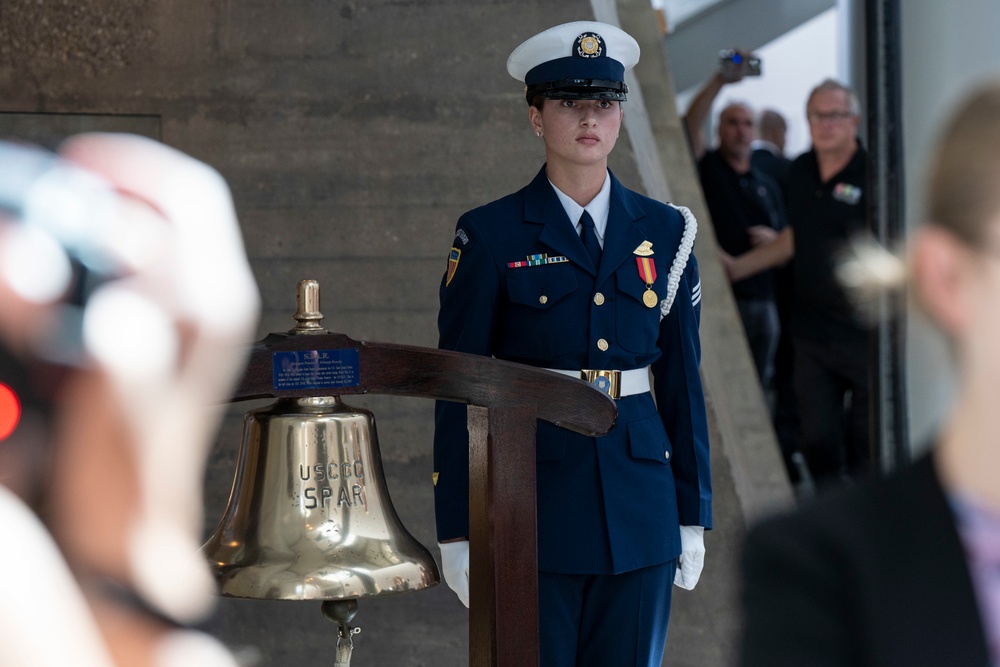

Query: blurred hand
left=0, top=134, right=259, bottom=666
left=717, top=248, right=737, bottom=283
left=53, top=133, right=260, bottom=624
left=748, top=225, right=779, bottom=246
left=718, top=49, right=755, bottom=83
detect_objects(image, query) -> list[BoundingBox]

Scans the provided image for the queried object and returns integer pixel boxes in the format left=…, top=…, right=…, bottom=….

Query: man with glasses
left=721, top=79, right=872, bottom=490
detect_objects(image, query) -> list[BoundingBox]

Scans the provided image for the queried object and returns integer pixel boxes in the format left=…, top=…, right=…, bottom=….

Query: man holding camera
left=683, top=51, right=787, bottom=397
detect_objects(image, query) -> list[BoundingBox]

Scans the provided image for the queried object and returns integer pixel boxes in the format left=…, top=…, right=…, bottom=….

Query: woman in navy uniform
left=433, top=21, right=712, bottom=667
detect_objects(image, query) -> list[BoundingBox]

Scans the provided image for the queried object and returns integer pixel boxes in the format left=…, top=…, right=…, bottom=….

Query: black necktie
left=579, top=210, right=601, bottom=268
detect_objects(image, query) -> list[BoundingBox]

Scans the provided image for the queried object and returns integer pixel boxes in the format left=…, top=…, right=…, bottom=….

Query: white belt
left=545, top=367, right=651, bottom=400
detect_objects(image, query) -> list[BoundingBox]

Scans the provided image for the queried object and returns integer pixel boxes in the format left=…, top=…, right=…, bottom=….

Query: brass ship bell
left=203, top=280, right=439, bottom=663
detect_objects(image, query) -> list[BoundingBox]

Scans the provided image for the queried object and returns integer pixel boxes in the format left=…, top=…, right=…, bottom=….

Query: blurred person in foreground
left=0, top=134, right=260, bottom=666
left=739, top=81, right=1000, bottom=666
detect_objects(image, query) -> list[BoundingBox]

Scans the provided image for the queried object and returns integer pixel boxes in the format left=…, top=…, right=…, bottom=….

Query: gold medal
left=636, top=257, right=658, bottom=308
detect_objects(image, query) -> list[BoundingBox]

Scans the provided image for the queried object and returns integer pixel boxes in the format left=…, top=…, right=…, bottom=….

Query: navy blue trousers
left=538, top=559, right=677, bottom=667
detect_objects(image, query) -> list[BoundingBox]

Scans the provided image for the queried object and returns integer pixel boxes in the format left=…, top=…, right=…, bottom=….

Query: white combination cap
left=507, top=21, right=640, bottom=105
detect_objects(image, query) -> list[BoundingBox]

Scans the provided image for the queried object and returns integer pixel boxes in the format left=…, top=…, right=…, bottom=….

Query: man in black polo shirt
left=684, top=67, right=787, bottom=395
left=723, top=79, right=872, bottom=488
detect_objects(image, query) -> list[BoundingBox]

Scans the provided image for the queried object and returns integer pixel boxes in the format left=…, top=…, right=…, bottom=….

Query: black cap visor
left=525, top=79, right=628, bottom=104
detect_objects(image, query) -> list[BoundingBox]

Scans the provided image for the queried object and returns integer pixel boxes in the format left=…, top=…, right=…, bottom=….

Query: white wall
left=675, top=8, right=840, bottom=158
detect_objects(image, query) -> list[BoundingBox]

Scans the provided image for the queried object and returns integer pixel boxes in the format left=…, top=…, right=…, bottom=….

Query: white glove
left=438, top=540, right=470, bottom=608
left=673, top=525, right=706, bottom=590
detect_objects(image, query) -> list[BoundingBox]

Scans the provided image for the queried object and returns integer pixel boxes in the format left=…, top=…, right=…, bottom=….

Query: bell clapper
left=322, top=599, right=361, bottom=666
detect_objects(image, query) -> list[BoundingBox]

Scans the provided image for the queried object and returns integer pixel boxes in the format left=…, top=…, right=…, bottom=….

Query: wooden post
left=468, top=405, right=539, bottom=666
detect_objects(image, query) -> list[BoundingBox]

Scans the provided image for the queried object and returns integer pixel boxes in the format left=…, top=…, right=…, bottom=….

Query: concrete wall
left=0, top=2, right=628, bottom=665
left=0, top=0, right=793, bottom=664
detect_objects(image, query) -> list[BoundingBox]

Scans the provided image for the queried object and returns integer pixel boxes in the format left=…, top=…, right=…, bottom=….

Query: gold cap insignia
left=432, top=472, right=440, bottom=486
left=576, top=33, right=603, bottom=58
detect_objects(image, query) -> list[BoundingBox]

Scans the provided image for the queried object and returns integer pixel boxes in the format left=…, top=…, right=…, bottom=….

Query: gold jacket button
left=597, top=338, right=609, bottom=351
left=594, top=292, right=605, bottom=305
left=539, top=295, right=548, bottom=304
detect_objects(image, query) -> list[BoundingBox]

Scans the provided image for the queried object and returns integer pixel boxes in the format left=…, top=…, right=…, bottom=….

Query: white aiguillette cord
left=660, top=204, right=697, bottom=320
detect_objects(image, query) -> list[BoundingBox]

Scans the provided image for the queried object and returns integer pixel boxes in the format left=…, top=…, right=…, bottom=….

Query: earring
left=536, top=131, right=542, bottom=137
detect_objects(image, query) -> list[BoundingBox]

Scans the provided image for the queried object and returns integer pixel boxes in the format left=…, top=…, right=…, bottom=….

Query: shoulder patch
left=445, top=225, right=475, bottom=287
left=445, top=247, right=462, bottom=286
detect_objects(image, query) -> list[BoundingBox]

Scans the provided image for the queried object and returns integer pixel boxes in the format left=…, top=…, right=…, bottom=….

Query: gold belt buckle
left=581, top=369, right=621, bottom=399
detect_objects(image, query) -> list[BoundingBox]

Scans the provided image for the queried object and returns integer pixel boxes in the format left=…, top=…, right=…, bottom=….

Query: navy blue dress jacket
left=433, top=166, right=712, bottom=575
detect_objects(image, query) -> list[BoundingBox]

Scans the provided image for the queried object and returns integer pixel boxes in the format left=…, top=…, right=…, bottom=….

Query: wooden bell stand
left=231, top=329, right=617, bottom=666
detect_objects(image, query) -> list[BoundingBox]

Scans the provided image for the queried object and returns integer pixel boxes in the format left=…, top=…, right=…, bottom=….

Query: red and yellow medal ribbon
left=636, top=256, right=656, bottom=287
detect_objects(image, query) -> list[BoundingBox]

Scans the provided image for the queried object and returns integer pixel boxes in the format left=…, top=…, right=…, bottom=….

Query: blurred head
left=757, top=109, right=787, bottom=153
left=925, top=85, right=1000, bottom=248
left=717, top=102, right=755, bottom=163
left=910, top=84, right=1000, bottom=358
left=806, top=79, right=860, bottom=155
